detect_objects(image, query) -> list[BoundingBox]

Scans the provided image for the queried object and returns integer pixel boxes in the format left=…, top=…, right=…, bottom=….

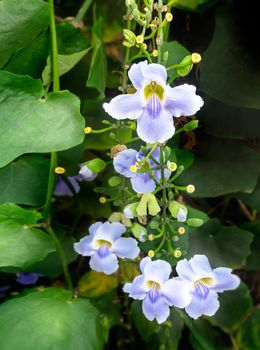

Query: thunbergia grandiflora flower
left=113, top=146, right=171, bottom=193
left=74, top=221, right=140, bottom=274
left=103, top=60, right=204, bottom=143
left=175, top=255, right=240, bottom=319
left=16, top=273, right=42, bottom=285
left=123, top=257, right=191, bottom=324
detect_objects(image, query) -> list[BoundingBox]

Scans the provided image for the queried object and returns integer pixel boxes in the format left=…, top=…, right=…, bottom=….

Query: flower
left=177, top=208, right=187, bottom=222
left=74, top=221, right=140, bottom=275
left=16, top=273, right=42, bottom=285
left=103, top=60, right=203, bottom=143
left=113, top=146, right=171, bottom=193
left=77, top=164, right=97, bottom=182
left=54, top=175, right=80, bottom=197
left=175, top=254, right=240, bottom=319
left=123, top=257, right=192, bottom=324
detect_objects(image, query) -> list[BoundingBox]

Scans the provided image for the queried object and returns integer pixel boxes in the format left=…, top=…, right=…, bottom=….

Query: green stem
left=49, top=0, right=59, bottom=92
left=139, top=142, right=159, bottom=164
left=75, top=0, right=93, bottom=22
left=122, top=18, right=131, bottom=90
left=47, top=227, right=73, bottom=293
left=167, top=60, right=192, bottom=71
left=157, top=0, right=163, bottom=63
left=90, top=126, right=115, bottom=134
left=44, top=152, right=57, bottom=221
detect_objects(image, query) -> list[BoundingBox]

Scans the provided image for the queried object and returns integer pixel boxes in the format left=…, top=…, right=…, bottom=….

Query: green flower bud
left=131, top=223, right=147, bottom=242
left=186, top=218, right=204, bottom=227
left=150, top=220, right=160, bottom=229
left=85, top=158, right=106, bottom=173
left=162, top=51, right=169, bottom=65
left=124, top=202, right=139, bottom=219
left=108, top=176, right=122, bottom=187
left=123, top=29, right=136, bottom=47
left=136, top=193, right=161, bottom=216
left=109, top=212, right=122, bottom=223
left=176, top=55, right=193, bottom=77
left=183, top=120, right=199, bottom=132
left=168, top=201, right=187, bottom=221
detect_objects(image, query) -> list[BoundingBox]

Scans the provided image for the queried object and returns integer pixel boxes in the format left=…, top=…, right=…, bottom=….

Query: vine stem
left=43, top=0, right=73, bottom=293
left=75, top=0, right=92, bottom=22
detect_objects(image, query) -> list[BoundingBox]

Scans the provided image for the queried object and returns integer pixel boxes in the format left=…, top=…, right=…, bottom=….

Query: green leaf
left=4, top=32, right=49, bottom=79
left=0, top=155, right=49, bottom=206
left=0, top=288, right=100, bottom=350
left=209, top=282, right=253, bottom=333
left=241, top=221, right=260, bottom=271
left=86, top=17, right=107, bottom=97
left=56, top=22, right=90, bottom=54
left=0, top=203, right=55, bottom=271
left=238, top=178, right=260, bottom=212
left=162, top=41, right=190, bottom=70
left=187, top=218, right=253, bottom=268
left=236, top=308, right=260, bottom=350
left=42, top=48, right=91, bottom=86
left=171, top=0, right=218, bottom=12
left=0, top=0, right=49, bottom=68
left=201, top=3, right=260, bottom=109
left=177, top=135, right=260, bottom=197
left=0, top=70, right=85, bottom=167
left=78, top=270, right=118, bottom=298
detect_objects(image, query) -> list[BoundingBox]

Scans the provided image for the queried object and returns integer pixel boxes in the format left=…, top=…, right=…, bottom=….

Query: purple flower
left=54, top=175, right=80, bottom=197
left=16, top=273, right=41, bottom=285
left=74, top=221, right=140, bottom=275
left=123, top=257, right=191, bottom=324
left=113, top=146, right=171, bottom=194
left=175, top=255, right=240, bottom=319
left=177, top=208, right=187, bottom=222
left=77, top=164, right=97, bottom=182
left=103, top=61, right=203, bottom=143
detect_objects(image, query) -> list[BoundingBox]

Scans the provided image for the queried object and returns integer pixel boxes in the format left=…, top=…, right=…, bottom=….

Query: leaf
left=0, top=288, right=100, bottom=350
left=0, top=0, right=49, bottom=68
left=209, top=282, right=253, bottom=333
left=187, top=218, right=253, bottom=268
left=241, top=221, right=260, bottom=271
left=177, top=135, right=260, bottom=197
left=0, top=155, right=49, bottom=206
left=236, top=308, right=260, bottom=350
left=4, top=32, right=49, bottom=79
left=0, top=70, right=85, bottom=168
left=238, top=178, right=260, bottom=212
left=78, top=270, right=118, bottom=298
left=201, top=2, right=260, bottom=109
left=42, top=48, right=91, bottom=86
left=86, top=17, right=107, bottom=97
left=56, top=22, right=90, bottom=55
left=0, top=203, right=55, bottom=271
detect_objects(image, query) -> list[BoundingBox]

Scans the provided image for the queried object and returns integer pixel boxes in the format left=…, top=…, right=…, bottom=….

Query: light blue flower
left=103, top=61, right=203, bottom=143
left=113, top=146, right=171, bottom=194
left=77, top=164, right=97, bottom=181
left=177, top=208, right=187, bottom=222
left=54, top=175, right=80, bottom=197
left=74, top=221, right=140, bottom=275
left=123, top=257, right=192, bottom=324
left=175, top=254, right=240, bottom=319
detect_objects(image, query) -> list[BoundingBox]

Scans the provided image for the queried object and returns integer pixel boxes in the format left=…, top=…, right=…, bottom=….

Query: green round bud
left=186, top=218, right=204, bottom=227
left=108, top=176, right=122, bottom=187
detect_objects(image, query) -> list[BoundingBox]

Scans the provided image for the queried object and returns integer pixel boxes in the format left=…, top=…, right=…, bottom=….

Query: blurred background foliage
left=0, top=0, right=259, bottom=349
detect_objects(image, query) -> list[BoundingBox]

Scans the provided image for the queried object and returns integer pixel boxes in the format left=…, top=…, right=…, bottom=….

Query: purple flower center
left=193, top=277, right=213, bottom=300
left=147, top=281, right=161, bottom=303
left=147, top=94, right=162, bottom=119
left=96, top=240, right=112, bottom=258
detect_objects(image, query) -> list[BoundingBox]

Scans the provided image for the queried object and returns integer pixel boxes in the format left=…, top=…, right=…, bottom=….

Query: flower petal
left=141, top=62, right=167, bottom=86
left=143, top=259, right=172, bottom=285
left=189, top=255, right=214, bottom=279
left=131, top=173, right=156, bottom=194
left=94, top=221, right=126, bottom=242
left=162, top=278, right=192, bottom=308
left=128, top=61, right=147, bottom=89
left=113, top=149, right=138, bottom=178
left=78, top=165, right=97, bottom=181
left=137, top=108, right=175, bottom=143
left=142, top=295, right=170, bottom=324
left=124, top=275, right=147, bottom=300
left=89, top=252, right=119, bottom=274
left=185, top=290, right=220, bottom=319
left=89, top=222, right=103, bottom=236
left=164, top=84, right=204, bottom=117
left=176, top=259, right=197, bottom=282
left=140, top=257, right=151, bottom=274
left=112, top=237, right=140, bottom=259
left=212, top=267, right=240, bottom=292
left=74, top=235, right=94, bottom=256
left=103, top=92, right=144, bottom=120
left=54, top=176, right=80, bottom=197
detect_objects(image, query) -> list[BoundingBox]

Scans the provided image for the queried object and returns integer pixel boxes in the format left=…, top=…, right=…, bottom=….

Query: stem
left=167, top=61, right=192, bottom=71
left=49, top=0, right=59, bottom=92
left=47, top=227, right=73, bottom=293
left=139, top=142, right=159, bottom=164
left=157, top=0, right=163, bottom=63
left=44, top=152, right=57, bottom=220
left=75, top=0, right=93, bottom=22
left=90, top=125, right=115, bottom=134
left=122, top=18, right=131, bottom=90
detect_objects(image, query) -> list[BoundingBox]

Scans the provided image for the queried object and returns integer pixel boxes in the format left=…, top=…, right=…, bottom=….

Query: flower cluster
left=124, top=255, right=240, bottom=323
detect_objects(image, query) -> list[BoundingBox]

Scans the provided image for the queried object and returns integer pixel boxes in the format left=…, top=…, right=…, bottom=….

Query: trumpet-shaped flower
left=175, top=254, right=240, bottom=319
left=113, top=146, right=171, bottom=193
left=77, top=164, right=97, bottom=181
left=16, top=273, right=42, bottom=285
left=74, top=221, right=140, bottom=275
left=103, top=61, right=204, bottom=143
left=123, top=257, right=192, bottom=324
left=54, top=175, right=80, bottom=197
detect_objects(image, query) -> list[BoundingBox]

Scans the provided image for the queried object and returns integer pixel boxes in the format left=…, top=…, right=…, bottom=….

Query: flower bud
left=176, top=55, right=193, bottom=77
left=54, top=167, right=65, bottom=174
left=149, top=220, right=160, bottom=229
left=167, top=161, right=177, bottom=172
left=187, top=184, right=195, bottom=193
left=99, top=196, right=107, bottom=204
left=108, top=176, right=122, bottom=187
left=136, top=193, right=161, bottom=216
left=174, top=249, right=182, bottom=258
left=168, top=201, right=187, bottom=221
left=191, top=53, right=201, bottom=64
left=86, top=158, right=106, bottom=173
left=178, top=227, right=185, bottom=235
left=165, top=12, right=173, bottom=22
left=187, top=218, right=203, bottom=227
left=111, top=144, right=127, bottom=158
left=148, top=250, right=154, bottom=258
left=124, top=202, right=139, bottom=219
left=109, top=212, right=122, bottom=223
left=84, top=126, right=92, bottom=134
left=183, top=120, right=199, bottom=132
left=123, top=29, right=136, bottom=47
left=131, top=223, right=147, bottom=242
left=152, top=49, right=159, bottom=57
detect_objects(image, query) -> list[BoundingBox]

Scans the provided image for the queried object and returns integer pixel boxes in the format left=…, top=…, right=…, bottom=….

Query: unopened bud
left=183, top=120, right=199, bottom=132
left=84, top=126, right=92, bottom=134
left=165, top=12, right=173, bottom=22
left=86, top=158, right=106, bottom=173
left=136, top=193, right=161, bottom=217
left=152, top=49, right=159, bottom=57
left=187, top=184, right=195, bottom=193
left=174, top=249, right=182, bottom=258
left=54, top=167, right=65, bottom=174
left=99, top=196, right=107, bottom=204
left=131, top=223, right=147, bottom=242
left=148, top=250, right=155, bottom=258
left=136, top=35, right=144, bottom=44
left=148, top=234, right=154, bottom=241
left=187, top=218, right=203, bottom=227
left=123, top=29, right=136, bottom=47
left=108, top=176, right=122, bottom=187
left=178, top=227, right=185, bottom=235
left=124, top=202, right=139, bottom=219
left=167, top=161, right=177, bottom=172
left=191, top=53, right=201, bottom=64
